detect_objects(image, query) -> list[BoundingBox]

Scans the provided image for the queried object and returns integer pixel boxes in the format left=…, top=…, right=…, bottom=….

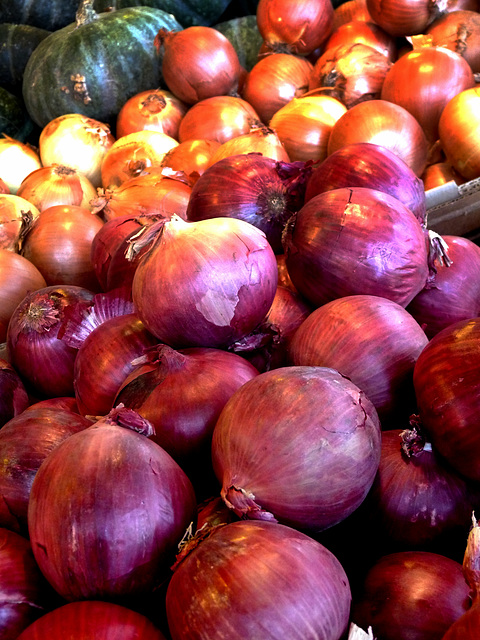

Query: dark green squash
left=0, top=0, right=79, bottom=31
left=93, top=0, right=231, bottom=27
left=22, top=1, right=183, bottom=129
left=214, top=15, right=263, bottom=71
left=0, top=87, right=34, bottom=141
left=0, top=24, right=51, bottom=96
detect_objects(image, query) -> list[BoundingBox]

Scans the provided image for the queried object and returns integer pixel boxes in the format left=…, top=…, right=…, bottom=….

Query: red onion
left=166, top=520, right=351, bottom=640
left=131, top=215, right=278, bottom=349
left=0, top=359, right=29, bottom=428
left=113, top=343, right=259, bottom=496
left=25, top=397, right=79, bottom=413
left=212, top=365, right=381, bottom=532
left=283, top=187, right=430, bottom=308
left=6, top=285, right=95, bottom=398
left=186, top=154, right=312, bottom=253
left=0, top=527, right=55, bottom=639
left=304, top=142, right=427, bottom=225
left=16, top=599, right=168, bottom=639
left=352, top=550, right=471, bottom=639
left=413, top=316, right=480, bottom=483
left=0, top=407, right=92, bottom=534
left=28, top=405, right=197, bottom=602
left=360, top=422, right=475, bottom=558
left=406, top=235, right=480, bottom=338
left=288, top=294, right=427, bottom=426
left=73, top=313, right=158, bottom=417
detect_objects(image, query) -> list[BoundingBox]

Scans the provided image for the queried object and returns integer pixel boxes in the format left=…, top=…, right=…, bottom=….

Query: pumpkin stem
left=75, top=0, right=99, bottom=27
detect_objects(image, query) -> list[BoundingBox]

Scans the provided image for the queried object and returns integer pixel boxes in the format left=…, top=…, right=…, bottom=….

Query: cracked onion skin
left=212, top=365, right=382, bottom=532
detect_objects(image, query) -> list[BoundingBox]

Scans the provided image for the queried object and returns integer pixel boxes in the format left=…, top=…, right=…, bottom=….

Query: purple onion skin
left=27, top=409, right=197, bottom=602
left=304, top=142, right=427, bottom=225
left=413, top=317, right=480, bottom=483
left=166, top=520, right=351, bottom=640
left=0, top=360, right=29, bottom=428
left=16, top=600, right=168, bottom=640
left=0, top=528, right=55, bottom=640
left=212, top=365, right=382, bottom=532
left=352, top=551, right=471, bottom=640
left=0, top=407, right=92, bottom=534
left=442, top=602, right=480, bottom=639
left=283, top=187, right=429, bottom=309
left=186, top=154, right=311, bottom=253
left=289, top=294, right=427, bottom=426
left=407, top=235, right=480, bottom=338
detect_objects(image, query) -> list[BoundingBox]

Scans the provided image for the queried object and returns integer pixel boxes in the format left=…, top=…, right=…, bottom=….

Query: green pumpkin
left=0, top=24, right=51, bottom=96
left=0, top=0, right=79, bottom=31
left=22, top=2, right=183, bottom=129
left=93, top=0, right=232, bottom=27
left=214, top=15, right=263, bottom=71
left=0, top=87, right=34, bottom=141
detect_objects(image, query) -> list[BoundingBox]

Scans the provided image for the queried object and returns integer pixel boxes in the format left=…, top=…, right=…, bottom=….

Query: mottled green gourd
left=0, top=0, right=79, bottom=31
left=0, top=24, right=51, bottom=95
left=214, top=15, right=263, bottom=71
left=21, top=1, right=183, bottom=129
left=0, top=87, right=34, bottom=141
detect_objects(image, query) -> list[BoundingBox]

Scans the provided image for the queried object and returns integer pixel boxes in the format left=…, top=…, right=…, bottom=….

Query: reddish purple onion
left=166, top=520, right=351, bottom=640
left=27, top=405, right=197, bottom=602
left=288, top=294, right=428, bottom=426
left=212, top=365, right=381, bottom=532
left=283, top=186, right=430, bottom=308
left=304, top=142, right=427, bottom=224
left=0, top=359, right=29, bottom=428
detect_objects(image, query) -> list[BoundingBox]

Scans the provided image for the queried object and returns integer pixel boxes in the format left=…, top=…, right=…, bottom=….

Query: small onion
left=0, top=406, right=92, bottom=533
left=166, top=520, right=351, bottom=640
left=16, top=164, right=98, bottom=212
left=155, top=26, right=241, bottom=105
left=6, top=285, right=95, bottom=398
left=304, top=142, right=427, bottom=225
left=288, top=294, right=428, bottom=426
left=160, top=139, right=222, bottom=184
left=115, top=88, right=188, bottom=139
left=426, top=9, right=480, bottom=73
left=27, top=405, right=197, bottom=601
left=0, top=194, right=40, bottom=252
left=352, top=550, right=471, bottom=640
left=0, top=136, right=42, bottom=195
left=212, top=365, right=381, bottom=532
left=16, top=600, right=168, bottom=640
left=323, top=19, right=398, bottom=60
left=39, top=113, right=115, bottom=188
left=131, top=215, right=278, bottom=349
left=0, top=359, right=29, bottom=429
left=283, top=186, right=430, bottom=308
left=207, top=125, right=290, bottom=167
left=333, top=0, right=373, bottom=29
left=366, top=0, right=443, bottom=36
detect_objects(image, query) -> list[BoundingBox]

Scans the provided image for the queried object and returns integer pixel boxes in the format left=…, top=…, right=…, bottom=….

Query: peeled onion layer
left=166, top=520, right=351, bottom=640
left=212, top=365, right=382, bottom=532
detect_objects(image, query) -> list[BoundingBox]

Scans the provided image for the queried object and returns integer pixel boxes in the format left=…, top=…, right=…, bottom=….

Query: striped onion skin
left=22, top=7, right=182, bottom=128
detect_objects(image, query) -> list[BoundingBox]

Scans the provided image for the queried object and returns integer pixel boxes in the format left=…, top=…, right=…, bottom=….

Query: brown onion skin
left=16, top=600, right=168, bottom=640
left=288, top=295, right=428, bottom=426
left=115, top=88, right=188, bottom=139
left=283, top=187, right=429, bottom=309
left=0, top=407, right=92, bottom=534
left=28, top=407, right=197, bottom=602
left=413, top=317, right=480, bottom=483
left=442, top=602, right=480, bottom=639
left=166, top=520, right=351, bottom=640
left=352, top=551, right=471, bottom=640
left=406, top=235, right=480, bottom=338
left=304, top=142, right=427, bottom=225
left=426, top=9, right=480, bottom=73
left=324, top=19, right=398, bottom=60
left=0, top=360, right=29, bottom=429
left=212, top=366, right=381, bottom=532
left=161, top=139, right=222, bottom=184
left=366, top=0, right=465, bottom=36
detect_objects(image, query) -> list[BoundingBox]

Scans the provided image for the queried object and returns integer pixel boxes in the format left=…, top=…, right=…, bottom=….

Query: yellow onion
left=0, top=136, right=42, bottom=195
left=0, top=194, right=41, bottom=252
left=207, top=125, right=290, bottom=168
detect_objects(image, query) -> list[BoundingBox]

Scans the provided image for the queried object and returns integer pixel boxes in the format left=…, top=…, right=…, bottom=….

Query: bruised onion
left=212, top=366, right=381, bottom=532
left=166, top=520, right=351, bottom=640
left=288, top=295, right=428, bottom=426
left=131, top=215, right=278, bottom=349
left=425, top=9, right=480, bottom=73
left=27, top=405, right=197, bottom=602
left=0, top=359, right=28, bottom=429
left=283, top=187, right=430, bottom=308
left=186, top=154, right=312, bottom=253
left=0, top=407, right=92, bottom=533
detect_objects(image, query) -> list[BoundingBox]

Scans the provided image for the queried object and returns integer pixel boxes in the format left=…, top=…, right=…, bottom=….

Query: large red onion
left=186, top=154, right=312, bottom=253
left=16, top=600, right=168, bottom=639
left=0, top=407, right=92, bottom=534
left=0, top=528, right=55, bottom=640
left=166, top=520, right=351, bottom=640
left=131, top=215, right=278, bottom=349
left=413, top=316, right=480, bottom=483
left=0, top=359, right=29, bottom=428
left=6, top=285, right=95, bottom=398
left=283, top=187, right=430, bottom=308
left=407, top=235, right=480, bottom=338
left=212, top=365, right=381, bottom=532
left=73, top=313, right=158, bottom=417
left=28, top=405, right=197, bottom=602
left=288, top=294, right=428, bottom=426
left=352, top=550, right=471, bottom=639
left=304, top=142, right=427, bottom=225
